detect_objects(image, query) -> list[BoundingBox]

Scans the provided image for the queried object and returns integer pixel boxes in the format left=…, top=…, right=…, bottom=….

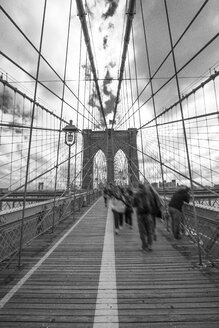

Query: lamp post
left=62, top=120, right=79, bottom=193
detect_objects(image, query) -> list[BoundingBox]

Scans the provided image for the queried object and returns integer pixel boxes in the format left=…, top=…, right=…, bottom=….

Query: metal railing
left=0, top=190, right=101, bottom=264
left=163, top=200, right=219, bottom=265
left=183, top=203, right=219, bottom=264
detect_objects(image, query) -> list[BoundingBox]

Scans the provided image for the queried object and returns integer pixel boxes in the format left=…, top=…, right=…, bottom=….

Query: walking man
left=168, top=186, right=190, bottom=239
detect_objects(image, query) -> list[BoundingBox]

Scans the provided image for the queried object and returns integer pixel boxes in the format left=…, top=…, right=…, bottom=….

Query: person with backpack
left=110, top=185, right=126, bottom=234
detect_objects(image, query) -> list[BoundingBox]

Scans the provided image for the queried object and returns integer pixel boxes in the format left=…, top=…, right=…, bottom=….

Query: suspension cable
left=0, top=54, right=100, bottom=128
left=164, top=0, right=202, bottom=265
left=139, top=0, right=166, bottom=197
left=0, top=5, right=97, bottom=124
left=111, top=0, right=136, bottom=129
left=75, top=0, right=107, bottom=129
left=118, top=31, right=219, bottom=130
left=116, top=0, right=211, bottom=128
left=131, top=23, right=145, bottom=178
left=52, top=0, right=73, bottom=230
left=18, top=0, right=47, bottom=268
left=141, top=70, right=219, bottom=129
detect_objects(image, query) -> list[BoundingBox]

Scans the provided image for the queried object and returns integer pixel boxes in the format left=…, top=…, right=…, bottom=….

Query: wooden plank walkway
left=0, top=197, right=219, bottom=327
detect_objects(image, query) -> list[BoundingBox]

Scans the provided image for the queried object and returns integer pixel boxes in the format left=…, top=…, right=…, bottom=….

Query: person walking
left=102, top=186, right=108, bottom=207
left=168, top=186, right=191, bottom=239
left=133, top=183, right=154, bottom=251
left=110, top=186, right=126, bottom=234
left=124, top=187, right=134, bottom=228
left=145, top=184, right=164, bottom=241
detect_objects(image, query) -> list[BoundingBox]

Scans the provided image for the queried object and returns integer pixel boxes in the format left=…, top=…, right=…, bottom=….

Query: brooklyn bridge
left=0, top=0, right=219, bottom=327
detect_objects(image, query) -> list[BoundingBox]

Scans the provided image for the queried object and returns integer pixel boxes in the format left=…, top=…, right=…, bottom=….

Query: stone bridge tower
left=82, top=128, right=139, bottom=189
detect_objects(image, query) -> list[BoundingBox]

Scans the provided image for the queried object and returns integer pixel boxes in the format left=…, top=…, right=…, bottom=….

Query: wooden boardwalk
left=0, top=197, right=219, bottom=327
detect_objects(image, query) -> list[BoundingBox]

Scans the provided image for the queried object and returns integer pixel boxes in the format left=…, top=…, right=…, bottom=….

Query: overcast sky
left=0, top=0, right=219, bottom=188
left=0, top=0, right=219, bottom=125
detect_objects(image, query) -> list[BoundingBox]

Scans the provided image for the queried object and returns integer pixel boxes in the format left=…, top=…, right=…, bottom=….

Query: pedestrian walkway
left=0, top=197, right=219, bottom=327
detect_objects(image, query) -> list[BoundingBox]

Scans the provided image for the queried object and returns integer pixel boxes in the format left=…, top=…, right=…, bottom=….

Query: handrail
left=0, top=190, right=101, bottom=265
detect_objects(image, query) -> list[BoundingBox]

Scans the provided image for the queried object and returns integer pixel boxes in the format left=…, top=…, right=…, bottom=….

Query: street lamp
left=62, top=120, right=79, bottom=192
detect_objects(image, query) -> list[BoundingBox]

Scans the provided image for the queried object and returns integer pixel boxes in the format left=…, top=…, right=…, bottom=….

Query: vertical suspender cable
left=116, top=0, right=209, bottom=130
left=87, top=68, right=91, bottom=129
left=73, top=26, right=82, bottom=212
left=20, top=95, right=25, bottom=185
left=164, top=0, right=202, bottom=265
left=10, top=89, right=16, bottom=191
left=18, top=0, right=47, bottom=268
left=124, top=69, right=130, bottom=129
left=212, top=72, right=219, bottom=123
left=140, top=0, right=166, bottom=195
left=131, top=23, right=145, bottom=180
left=127, top=50, right=135, bottom=127
left=202, top=84, right=213, bottom=185
left=122, top=82, right=128, bottom=130
left=193, top=92, right=203, bottom=185
left=0, top=81, right=5, bottom=147
left=52, top=0, right=73, bottom=230
left=80, top=52, right=88, bottom=187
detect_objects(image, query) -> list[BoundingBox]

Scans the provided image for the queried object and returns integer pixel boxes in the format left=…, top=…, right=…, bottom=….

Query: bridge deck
left=0, top=198, right=219, bottom=327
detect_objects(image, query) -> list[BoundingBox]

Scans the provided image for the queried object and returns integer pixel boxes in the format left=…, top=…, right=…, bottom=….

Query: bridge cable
left=139, top=70, right=219, bottom=129
left=115, top=0, right=210, bottom=128
left=131, top=22, right=146, bottom=179
left=140, top=0, right=166, bottom=199
left=118, top=31, right=219, bottom=131
left=75, top=0, right=107, bottom=129
left=111, top=0, right=136, bottom=129
left=52, top=0, right=73, bottom=231
left=120, top=137, right=219, bottom=197
left=165, top=0, right=202, bottom=265
left=85, top=0, right=99, bottom=84
left=127, top=49, right=136, bottom=129
left=0, top=6, right=102, bottom=128
left=18, top=0, right=47, bottom=268
left=0, top=57, right=100, bottom=128
left=80, top=52, right=88, bottom=187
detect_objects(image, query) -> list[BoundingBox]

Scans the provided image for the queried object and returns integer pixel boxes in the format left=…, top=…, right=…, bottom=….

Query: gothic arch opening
left=114, top=149, right=128, bottom=186
left=93, top=150, right=107, bottom=189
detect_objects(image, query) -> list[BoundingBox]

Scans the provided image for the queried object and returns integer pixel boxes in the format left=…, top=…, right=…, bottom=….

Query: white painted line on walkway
left=0, top=199, right=99, bottom=309
left=93, top=204, right=119, bottom=327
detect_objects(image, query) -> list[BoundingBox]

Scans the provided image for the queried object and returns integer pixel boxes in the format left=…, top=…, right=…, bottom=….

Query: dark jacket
left=169, top=188, right=190, bottom=211
left=133, top=190, right=151, bottom=215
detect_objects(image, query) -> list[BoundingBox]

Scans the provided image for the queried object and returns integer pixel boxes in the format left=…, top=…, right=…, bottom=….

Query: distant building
left=156, top=179, right=177, bottom=189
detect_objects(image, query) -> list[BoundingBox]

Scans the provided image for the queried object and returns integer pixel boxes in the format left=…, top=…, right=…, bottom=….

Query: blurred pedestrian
left=111, top=187, right=126, bottom=234
left=168, top=186, right=190, bottom=239
left=102, top=186, right=108, bottom=207
left=145, top=184, right=164, bottom=241
left=133, top=183, right=154, bottom=251
left=124, top=187, right=134, bottom=228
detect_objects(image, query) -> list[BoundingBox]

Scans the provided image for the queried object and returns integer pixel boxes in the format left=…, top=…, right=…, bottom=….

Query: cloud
left=102, top=0, right=119, bottom=20
left=104, top=93, right=116, bottom=115
left=0, top=88, right=32, bottom=123
left=103, top=69, right=113, bottom=95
